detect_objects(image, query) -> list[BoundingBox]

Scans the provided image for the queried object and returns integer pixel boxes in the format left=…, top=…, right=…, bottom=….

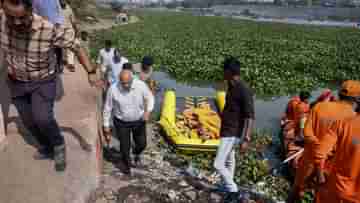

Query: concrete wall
left=213, top=5, right=360, bottom=20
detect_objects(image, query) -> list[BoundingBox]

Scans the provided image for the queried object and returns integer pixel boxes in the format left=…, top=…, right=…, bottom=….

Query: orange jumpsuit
left=282, top=100, right=310, bottom=171
left=293, top=101, right=310, bottom=133
left=293, top=101, right=355, bottom=195
left=314, top=116, right=360, bottom=203
left=289, top=102, right=310, bottom=168
left=282, top=96, right=301, bottom=124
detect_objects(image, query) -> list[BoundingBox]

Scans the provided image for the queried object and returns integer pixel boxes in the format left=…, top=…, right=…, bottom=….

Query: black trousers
left=7, top=75, right=64, bottom=151
left=113, top=118, right=146, bottom=166
left=55, top=48, right=64, bottom=73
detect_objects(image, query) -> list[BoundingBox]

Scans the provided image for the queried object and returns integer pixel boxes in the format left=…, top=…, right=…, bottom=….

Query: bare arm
left=53, top=26, right=95, bottom=74
left=74, top=47, right=96, bottom=73
left=143, top=83, right=155, bottom=113
left=242, top=118, right=254, bottom=142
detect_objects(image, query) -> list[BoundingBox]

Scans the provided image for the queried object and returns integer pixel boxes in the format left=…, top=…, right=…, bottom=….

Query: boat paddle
left=270, top=148, right=304, bottom=175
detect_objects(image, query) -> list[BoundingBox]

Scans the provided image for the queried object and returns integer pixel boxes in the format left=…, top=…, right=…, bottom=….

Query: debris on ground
left=90, top=124, right=289, bottom=203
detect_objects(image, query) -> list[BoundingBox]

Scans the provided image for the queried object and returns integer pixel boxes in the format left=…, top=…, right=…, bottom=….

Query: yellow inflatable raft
left=159, top=90, right=226, bottom=152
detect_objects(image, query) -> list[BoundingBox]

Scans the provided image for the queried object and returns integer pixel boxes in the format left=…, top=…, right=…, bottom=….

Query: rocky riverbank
left=89, top=123, right=290, bottom=203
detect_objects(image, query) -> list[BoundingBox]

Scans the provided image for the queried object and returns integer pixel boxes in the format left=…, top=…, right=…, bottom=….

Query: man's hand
left=143, top=112, right=150, bottom=122
left=103, top=127, right=112, bottom=145
left=139, top=72, right=146, bottom=81
left=239, top=141, right=249, bottom=153
left=88, top=72, right=97, bottom=85
left=315, top=169, right=327, bottom=185
left=88, top=72, right=104, bottom=88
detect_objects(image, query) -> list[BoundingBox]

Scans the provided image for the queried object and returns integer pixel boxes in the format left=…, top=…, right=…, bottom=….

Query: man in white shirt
left=97, top=40, right=115, bottom=79
left=103, top=70, right=154, bottom=175
left=106, top=49, right=129, bottom=86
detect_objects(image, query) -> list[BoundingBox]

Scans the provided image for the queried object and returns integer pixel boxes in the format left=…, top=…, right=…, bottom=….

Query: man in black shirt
left=213, top=57, right=255, bottom=197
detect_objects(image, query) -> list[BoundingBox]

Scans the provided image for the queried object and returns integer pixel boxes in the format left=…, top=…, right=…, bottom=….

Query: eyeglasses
left=5, top=13, right=32, bottom=25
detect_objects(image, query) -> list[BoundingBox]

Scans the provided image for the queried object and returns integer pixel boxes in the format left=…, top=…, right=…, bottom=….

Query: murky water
left=153, top=71, right=333, bottom=132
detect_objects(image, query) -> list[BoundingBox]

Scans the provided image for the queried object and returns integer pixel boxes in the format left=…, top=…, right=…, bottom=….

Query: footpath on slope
left=0, top=12, right=137, bottom=203
left=0, top=64, right=102, bottom=203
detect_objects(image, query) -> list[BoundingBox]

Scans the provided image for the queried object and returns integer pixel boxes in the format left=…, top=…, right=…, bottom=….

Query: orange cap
left=339, top=80, right=360, bottom=97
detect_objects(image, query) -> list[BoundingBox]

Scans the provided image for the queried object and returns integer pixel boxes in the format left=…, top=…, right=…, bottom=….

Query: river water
left=152, top=71, right=333, bottom=132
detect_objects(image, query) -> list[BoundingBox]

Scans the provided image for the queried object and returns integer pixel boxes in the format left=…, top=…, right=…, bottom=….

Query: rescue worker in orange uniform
left=281, top=91, right=311, bottom=127
left=287, top=82, right=358, bottom=203
left=313, top=81, right=360, bottom=203
left=310, top=89, right=336, bottom=109
left=281, top=92, right=310, bottom=172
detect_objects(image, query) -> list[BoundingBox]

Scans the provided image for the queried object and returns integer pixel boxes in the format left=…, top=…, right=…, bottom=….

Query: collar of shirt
left=2, top=13, right=44, bottom=33
left=31, top=14, right=44, bottom=32
left=117, top=80, right=136, bottom=91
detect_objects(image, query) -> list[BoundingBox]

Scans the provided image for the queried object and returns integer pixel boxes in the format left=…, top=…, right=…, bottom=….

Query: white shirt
left=107, top=57, right=129, bottom=85
left=103, top=79, right=155, bottom=128
left=96, top=48, right=115, bottom=73
left=62, top=4, right=75, bottom=29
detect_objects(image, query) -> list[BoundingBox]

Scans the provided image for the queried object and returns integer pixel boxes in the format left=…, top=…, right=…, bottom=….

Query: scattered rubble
left=85, top=16, right=98, bottom=23
left=89, top=124, right=289, bottom=203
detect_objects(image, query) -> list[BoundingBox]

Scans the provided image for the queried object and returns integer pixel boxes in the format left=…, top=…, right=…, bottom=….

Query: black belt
left=113, top=117, right=145, bottom=127
left=8, top=72, right=57, bottom=83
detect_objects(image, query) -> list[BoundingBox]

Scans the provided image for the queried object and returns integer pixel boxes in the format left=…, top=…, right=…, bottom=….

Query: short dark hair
left=142, top=56, right=154, bottom=66
left=80, top=31, right=88, bottom=41
left=123, top=63, right=133, bottom=70
left=59, top=0, right=67, bottom=9
left=2, top=0, right=32, bottom=10
left=105, top=40, right=112, bottom=47
left=223, top=56, right=241, bottom=75
left=299, top=91, right=311, bottom=101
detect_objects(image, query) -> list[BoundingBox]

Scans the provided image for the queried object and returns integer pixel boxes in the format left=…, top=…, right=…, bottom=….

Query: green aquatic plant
left=90, top=11, right=360, bottom=97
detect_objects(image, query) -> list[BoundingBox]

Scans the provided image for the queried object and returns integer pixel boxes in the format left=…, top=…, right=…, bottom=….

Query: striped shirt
left=0, top=13, right=81, bottom=82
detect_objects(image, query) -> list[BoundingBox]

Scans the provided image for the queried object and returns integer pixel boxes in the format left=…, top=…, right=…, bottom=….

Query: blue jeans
left=214, top=136, right=242, bottom=192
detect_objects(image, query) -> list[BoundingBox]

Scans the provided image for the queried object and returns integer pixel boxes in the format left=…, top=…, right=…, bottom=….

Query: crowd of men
left=96, top=38, right=156, bottom=175
left=0, top=0, right=155, bottom=173
left=0, top=0, right=359, bottom=203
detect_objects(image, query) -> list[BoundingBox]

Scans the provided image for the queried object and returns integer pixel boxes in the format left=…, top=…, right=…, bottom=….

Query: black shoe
left=54, top=145, right=66, bottom=172
left=128, top=161, right=136, bottom=168
left=223, top=192, right=238, bottom=203
left=33, top=148, right=54, bottom=160
left=67, top=65, right=76, bottom=72
left=133, top=155, right=143, bottom=168
left=116, top=160, right=132, bottom=175
left=121, top=163, right=132, bottom=175
left=123, top=166, right=131, bottom=175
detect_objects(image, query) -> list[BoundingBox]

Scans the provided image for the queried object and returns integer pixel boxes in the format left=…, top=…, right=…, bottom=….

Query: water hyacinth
left=91, top=11, right=360, bottom=97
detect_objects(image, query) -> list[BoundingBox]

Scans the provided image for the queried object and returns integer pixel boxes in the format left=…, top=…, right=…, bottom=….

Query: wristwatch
left=88, top=70, right=96, bottom=74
